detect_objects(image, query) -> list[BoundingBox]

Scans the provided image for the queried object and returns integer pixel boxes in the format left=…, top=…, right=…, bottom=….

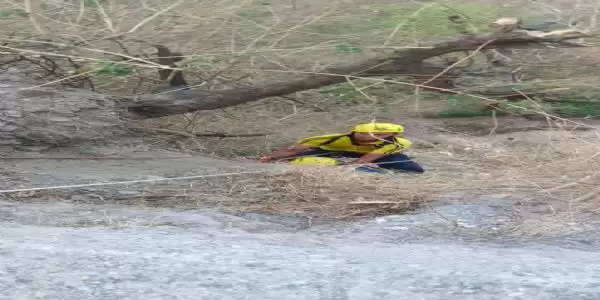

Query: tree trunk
left=0, top=29, right=587, bottom=148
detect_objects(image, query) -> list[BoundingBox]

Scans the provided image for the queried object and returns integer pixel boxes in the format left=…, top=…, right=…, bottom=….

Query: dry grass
left=129, top=95, right=600, bottom=221
left=6, top=123, right=599, bottom=224
left=253, top=128, right=600, bottom=220
left=127, top=128, right=600, bottom=221
left=19, top=125, right=592, bottom=222
left=2, top=0, right=600, bottom=226
left=2, top=0, right=598, bottom=95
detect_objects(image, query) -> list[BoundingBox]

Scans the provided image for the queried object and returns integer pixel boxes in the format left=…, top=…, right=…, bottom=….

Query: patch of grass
left=0, top=8, right=27, bottom=18
left=436, top=110, right=497, bottom=118
left=496, top=99, right=544, bottom=116
left=79, top=61, right=133, bottom=86
left=237, top=4, right=273, bottom=23
left=550, top=102, right=600, bottom=118
left=432, top=95, right=518, bottom=118
left=318, top=83, right=364, bottom=104
left=434, top=95, right=487, bottom=118
left=335, top=43, right=362, bottom=53
left=94, top=63, right=132, bottom=76
left=375, top=3, right=501, bottom=36
left=496, top=98, right=600, bottom=119
left=85, top=0, right=109, bottom=7
left=558, top=87, right=600, bottom=102
left=306, top=1, right=504, bottom=41
left=76, top=61, right=133, bottom=78
left=441, top=96, right=600, bottom=119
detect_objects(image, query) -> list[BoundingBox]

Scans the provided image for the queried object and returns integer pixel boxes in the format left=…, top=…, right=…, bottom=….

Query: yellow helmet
left=352, top=123, right=404, bottom=134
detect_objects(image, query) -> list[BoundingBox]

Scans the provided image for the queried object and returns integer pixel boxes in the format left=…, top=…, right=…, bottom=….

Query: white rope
left=0, top=171, right=265, bottom=194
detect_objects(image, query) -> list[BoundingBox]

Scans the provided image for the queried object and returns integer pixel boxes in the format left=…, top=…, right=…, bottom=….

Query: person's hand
left=259, top=156, right=274, bottom=163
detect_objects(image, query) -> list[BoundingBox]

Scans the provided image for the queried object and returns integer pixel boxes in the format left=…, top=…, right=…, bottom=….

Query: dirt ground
left=1, top=0, right=599, bottom=232
left=3, top=99, right=599, bottom=234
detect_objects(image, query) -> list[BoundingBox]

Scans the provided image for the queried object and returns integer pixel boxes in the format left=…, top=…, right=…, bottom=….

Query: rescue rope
left=1, top=159, right=419, bottom=194
left=0, top=171, right=265, bottom=194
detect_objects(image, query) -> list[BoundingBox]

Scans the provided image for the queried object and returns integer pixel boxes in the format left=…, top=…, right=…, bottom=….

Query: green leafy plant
left=94, top=63, right=132, bottom=76
left=335, top=43, right=362, bottom=53
left=0, top=8, right=27, bottom=18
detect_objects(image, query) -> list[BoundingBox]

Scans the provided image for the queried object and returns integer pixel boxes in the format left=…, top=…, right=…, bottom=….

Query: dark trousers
left=297, top=149, right=425, bottom=173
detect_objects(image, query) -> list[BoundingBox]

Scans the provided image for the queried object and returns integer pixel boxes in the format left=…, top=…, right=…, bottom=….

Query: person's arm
left=354, top=153, right=386, bottom=164
left=259, top=145, right=314, bottom=162
left=350, top=139, right=408, bottom=165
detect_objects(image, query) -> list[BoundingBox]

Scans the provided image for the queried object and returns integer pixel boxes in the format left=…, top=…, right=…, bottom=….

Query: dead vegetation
left=6, top=120, right=598, bottom=222
left=1, top=0, right=600, bottom=225
left=130, top=107, right=600, bottom=221
left=169, top=127, right=600, bottom=220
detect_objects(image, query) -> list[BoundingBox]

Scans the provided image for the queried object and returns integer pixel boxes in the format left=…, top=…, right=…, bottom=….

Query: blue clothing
left=296, top=149, right=424, bottom=173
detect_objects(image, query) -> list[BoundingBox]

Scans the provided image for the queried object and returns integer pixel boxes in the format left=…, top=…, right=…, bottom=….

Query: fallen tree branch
left=129, top=28, right=590, bottom=118
left=0, top=21, right=594, bottom=148
left=421, top=38, right=496, bottom=87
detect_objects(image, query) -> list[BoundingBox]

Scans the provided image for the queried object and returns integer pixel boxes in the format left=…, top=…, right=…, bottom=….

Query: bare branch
left=421, top=38, right=496, bottom=86
left=24, top=0, right=46, bottom=35
left=92, top=0, right=117, bottom=33
left=76, top=0, right=86, bottom=24
left=131, top=27, right=590, bottom=117
left=128, top=0, right=186, bottom=33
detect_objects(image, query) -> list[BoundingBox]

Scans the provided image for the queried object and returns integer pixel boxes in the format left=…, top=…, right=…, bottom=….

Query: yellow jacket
left=297, top=134, right=412, bottom=155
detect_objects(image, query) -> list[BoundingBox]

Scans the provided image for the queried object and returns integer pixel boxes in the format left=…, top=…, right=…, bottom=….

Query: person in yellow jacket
left=259, top=123, right=424, bottom=173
